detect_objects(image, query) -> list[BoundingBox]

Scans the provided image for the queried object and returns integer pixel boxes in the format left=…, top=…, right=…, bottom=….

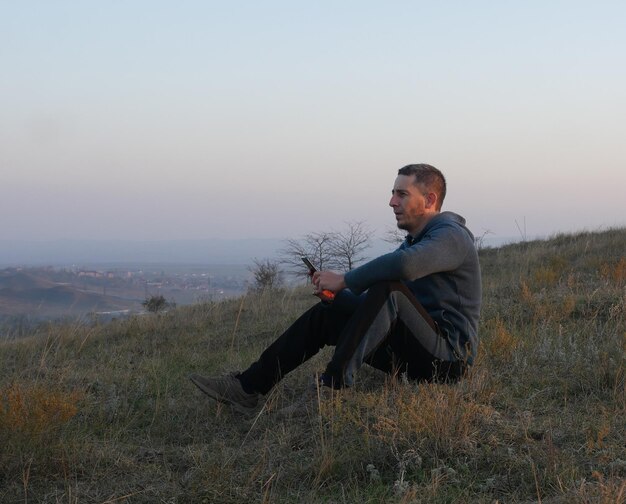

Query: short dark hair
left=398, top=164, right=446, bottom=210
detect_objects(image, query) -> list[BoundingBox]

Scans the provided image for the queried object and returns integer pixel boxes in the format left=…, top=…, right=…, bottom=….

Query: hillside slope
left=0, top=270, right=58, bottom=291
left=0, top=269, right=141, bottom=318
left=0, top=228, right=624, bottom=503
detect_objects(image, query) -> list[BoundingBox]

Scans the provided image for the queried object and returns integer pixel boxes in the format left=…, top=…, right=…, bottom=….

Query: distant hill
left=0, top=269, right=140, bottom=318
left=0, top=270, right=58, bottom=291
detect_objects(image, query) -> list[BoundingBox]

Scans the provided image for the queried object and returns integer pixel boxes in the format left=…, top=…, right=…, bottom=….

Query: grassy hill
left=0, top=228, right=624, bottom=503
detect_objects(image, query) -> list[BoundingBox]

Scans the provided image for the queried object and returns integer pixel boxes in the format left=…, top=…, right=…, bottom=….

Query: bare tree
left=280, top=231, right=336, bottom=279
left=280, top=238, right=310, bottom=279
left=328, top=221, right=371, bottom=271
left=382, top=226, right=406, bottom=245
left=249, top=258, right=283, bottom=291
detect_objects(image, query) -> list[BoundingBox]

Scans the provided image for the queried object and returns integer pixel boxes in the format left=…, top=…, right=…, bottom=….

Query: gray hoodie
left=344, top=211, right=482, bottom=364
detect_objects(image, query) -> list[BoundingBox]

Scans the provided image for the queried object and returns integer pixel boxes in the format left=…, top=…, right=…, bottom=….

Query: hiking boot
left=189, top=372, right=259, bottom=414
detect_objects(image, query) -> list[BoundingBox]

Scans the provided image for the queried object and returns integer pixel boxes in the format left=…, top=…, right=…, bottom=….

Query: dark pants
left=239, top=281, right=464, bottom=394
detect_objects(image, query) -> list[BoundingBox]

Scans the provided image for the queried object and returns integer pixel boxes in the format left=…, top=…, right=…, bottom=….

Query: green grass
left=1, top=228, right=624, bottom=503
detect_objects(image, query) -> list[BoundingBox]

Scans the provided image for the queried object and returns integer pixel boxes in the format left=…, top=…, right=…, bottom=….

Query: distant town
left=69, top=264, right=250, bottom=302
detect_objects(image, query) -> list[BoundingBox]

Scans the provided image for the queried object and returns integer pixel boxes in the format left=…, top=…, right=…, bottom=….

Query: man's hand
left=312, top=271, right=346, bottom=301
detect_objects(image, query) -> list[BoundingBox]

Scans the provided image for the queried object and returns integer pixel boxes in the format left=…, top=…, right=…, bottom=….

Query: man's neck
left=408, top=211, right=439, bottom=237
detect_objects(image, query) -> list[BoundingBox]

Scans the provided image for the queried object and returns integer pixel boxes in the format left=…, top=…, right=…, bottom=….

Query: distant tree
left=382, top=226, right=406, bottom=246
left=328, top=221, right=371, bottom=271
left=142, top=295, right=172, bottom=313
left=280, top=231, right=336, bottom=279
left=249, top=258, right=283, bottom=292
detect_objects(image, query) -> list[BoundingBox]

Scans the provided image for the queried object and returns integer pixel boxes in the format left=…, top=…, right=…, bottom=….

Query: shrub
left=0, top=383, right=80, bottom=438
left=142, top=294, right=173, bottom=313
left=249, top=258, right=283, bottom=292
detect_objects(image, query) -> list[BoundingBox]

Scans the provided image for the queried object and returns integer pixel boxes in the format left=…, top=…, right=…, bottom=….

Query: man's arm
left=344, top=223, right=471, bottom=295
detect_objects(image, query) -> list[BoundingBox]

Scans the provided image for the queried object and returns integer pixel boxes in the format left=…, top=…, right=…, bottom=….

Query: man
left=190, top=164, right=482, bottom=413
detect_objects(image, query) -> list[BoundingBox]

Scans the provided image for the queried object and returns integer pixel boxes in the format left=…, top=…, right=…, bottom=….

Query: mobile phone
left=301, top=257, right=335, bottom=300
left=301, top=256, right=317, bottom=274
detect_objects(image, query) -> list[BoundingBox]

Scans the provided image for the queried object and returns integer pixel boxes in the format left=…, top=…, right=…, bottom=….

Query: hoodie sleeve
left=344, top=221, right=471, bottom=295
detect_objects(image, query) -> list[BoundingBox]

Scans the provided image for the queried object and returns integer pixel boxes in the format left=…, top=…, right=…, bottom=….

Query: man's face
left=389, top=175, right=437, bottom=236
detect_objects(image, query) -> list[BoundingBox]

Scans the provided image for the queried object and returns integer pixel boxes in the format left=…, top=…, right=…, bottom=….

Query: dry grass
left=0, top=228, right=624, bottom=503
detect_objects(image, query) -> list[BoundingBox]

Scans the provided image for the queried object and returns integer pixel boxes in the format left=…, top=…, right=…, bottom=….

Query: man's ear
left=425, top=192, right=438, bottom=210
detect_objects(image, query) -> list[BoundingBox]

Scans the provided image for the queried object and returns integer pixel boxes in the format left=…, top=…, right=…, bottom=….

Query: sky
left=2, top=1, right=625, bottom=246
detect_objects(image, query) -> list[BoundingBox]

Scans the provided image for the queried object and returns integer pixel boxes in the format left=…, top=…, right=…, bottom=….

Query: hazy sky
left=2, top=1, right=625, bottom=244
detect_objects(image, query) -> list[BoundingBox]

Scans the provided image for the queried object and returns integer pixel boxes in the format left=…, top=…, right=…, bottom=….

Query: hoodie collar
left=405, top=211, right=466, bottom=244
